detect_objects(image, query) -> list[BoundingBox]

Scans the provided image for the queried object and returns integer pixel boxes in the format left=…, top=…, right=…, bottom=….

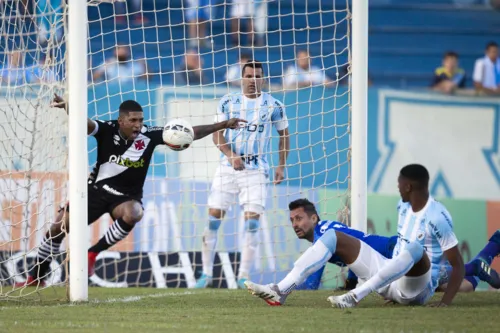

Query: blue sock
left=465, top=231, right=500, bottom=276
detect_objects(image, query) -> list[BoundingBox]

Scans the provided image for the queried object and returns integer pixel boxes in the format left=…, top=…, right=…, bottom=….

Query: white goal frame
left=67, top=0, right=369, bottom=302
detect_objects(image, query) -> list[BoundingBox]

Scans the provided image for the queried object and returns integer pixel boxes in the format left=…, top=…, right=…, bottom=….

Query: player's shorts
left=230, top=0, right=255, bottom=18
left=185, top=0, right=211, bottom=21
left=208, top=164, right=268, bottom=213
left=355, top=241, right=434, bottom=305
left=62, top=184, right=143, bottom=225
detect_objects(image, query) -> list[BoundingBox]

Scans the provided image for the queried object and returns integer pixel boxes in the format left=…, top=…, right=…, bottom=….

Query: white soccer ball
left=162, top=118, right=194, bottom=151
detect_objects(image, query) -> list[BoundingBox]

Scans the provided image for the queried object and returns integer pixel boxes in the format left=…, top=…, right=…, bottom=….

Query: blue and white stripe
left=214, top=92, right=288, bottom=173
left=393, top=197, right=458, bottom=291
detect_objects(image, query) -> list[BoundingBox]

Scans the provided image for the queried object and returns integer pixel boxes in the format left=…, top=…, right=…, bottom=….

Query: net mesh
left=1, top=0, right=352, bottom=300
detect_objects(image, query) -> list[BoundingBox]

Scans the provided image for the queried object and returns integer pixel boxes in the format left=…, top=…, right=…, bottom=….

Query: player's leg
left=246, top=228, right=359, bottom=305
left=230, top=0, right=244, bottom=45
left=466, top=229, right=500, bottom=288
left=329, top=240, right=428, bottom=308
left=87, top=198, right=143, bottom=275
left=237, top=210, right=260, bottom=288
left=245, top=229, right=336, bottom=305
left=236, top=169, right=267, bottom=288
left=15, top=203, right=69, bottom=287
left=196, top=165, right=236, bottom=288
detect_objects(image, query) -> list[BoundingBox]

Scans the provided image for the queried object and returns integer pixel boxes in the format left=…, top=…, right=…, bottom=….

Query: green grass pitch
left=0, top=288, right=498, bottom=333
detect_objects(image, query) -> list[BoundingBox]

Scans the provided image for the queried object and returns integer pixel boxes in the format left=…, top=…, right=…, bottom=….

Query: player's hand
left=51, top=93, right=67, bottom=109
left=225, top=118, right=247, bottom=129
left=427, top=301, right=449, bottom=308
left=273, top=166, right=285, bottom=185
left=230, top=156, right=245, bottom=171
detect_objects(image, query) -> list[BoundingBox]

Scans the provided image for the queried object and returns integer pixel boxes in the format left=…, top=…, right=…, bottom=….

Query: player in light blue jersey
left=196, top=60, right=290, bottom=289
left=288, top=199, right=500, bottom=294
left=246, top=165, right=465, bottom=307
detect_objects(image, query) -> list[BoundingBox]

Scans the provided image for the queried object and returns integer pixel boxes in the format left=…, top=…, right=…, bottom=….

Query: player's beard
left=294, top=229, right=305, bottom=239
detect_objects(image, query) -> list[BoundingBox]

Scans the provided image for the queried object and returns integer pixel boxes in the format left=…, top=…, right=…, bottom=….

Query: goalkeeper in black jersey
left=16, top=94, right=245, bottom=287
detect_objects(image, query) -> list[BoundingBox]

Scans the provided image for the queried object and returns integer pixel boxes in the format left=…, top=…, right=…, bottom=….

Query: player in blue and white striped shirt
left=196, top=60, right=290, bottom=289
left=246, top=165, right=465, bottom=307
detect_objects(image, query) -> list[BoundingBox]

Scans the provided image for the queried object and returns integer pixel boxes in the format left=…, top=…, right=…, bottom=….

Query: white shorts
left=208, top=164, right=268, bottom=213
left=230, top=0, right=255, bottom=18
left=354, top=241, right=434, bottom=305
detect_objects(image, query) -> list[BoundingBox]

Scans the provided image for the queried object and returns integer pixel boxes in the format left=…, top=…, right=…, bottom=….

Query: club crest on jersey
left=417, top=231, right=425, bottom=241
left=135, top=139, right=145, bottom=150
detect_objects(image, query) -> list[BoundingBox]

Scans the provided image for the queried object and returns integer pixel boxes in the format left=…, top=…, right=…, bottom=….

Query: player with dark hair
left=195, top=59, right=290, bottom=289
left=283, top=199, right=500, bottom=295
left=246, top=164, right=465, bottom=307
left=16, top=94, right=246, bottom=287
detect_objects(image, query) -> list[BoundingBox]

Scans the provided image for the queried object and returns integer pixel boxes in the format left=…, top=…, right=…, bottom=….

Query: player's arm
left=193, top=118, right=246, bottom=141
left=439, top=245, right=464, bottom=306
left=431, top=213, right=464, bottom=306
left=277, top=128, right=290, bottom=166
left=273, top=101, right=289, bottom=184
left=52, top=94, right=96, bottom=135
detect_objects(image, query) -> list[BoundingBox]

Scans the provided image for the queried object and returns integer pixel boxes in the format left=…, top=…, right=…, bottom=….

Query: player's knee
left=123, top=203, right=144, bottom=224
left=49, top=221, right=66, bottom=241
left=245, top=218, right=259, bottom=233
left=318, top=229, right=337, bottom=253
left=406, top=241, right=424, bottom=262
left=208, top=216, right=222, bottom=231
left=208, top=208, right=224, bottom=219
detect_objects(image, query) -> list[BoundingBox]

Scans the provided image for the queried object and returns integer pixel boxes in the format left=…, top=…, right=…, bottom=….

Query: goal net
left=1, top=0, right=351, bottom=300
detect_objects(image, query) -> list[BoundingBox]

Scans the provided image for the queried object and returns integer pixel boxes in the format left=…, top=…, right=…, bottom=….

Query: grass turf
left=0, top=288, right=498, bottom=333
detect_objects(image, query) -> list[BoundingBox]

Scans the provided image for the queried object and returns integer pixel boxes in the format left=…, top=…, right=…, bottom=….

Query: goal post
left=0, top=0, right=368, bottom=301
left=68, top=0, right=89, bottom=302
left=350, top=0, right=369, bottom=233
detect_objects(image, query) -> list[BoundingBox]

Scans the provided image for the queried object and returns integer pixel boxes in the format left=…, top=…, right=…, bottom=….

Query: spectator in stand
left=225, top=52, right=251, bottom=87
left=473, top=41, right=500, bottom=95
left=92, top=45, right=148, bottom=84
left=115, top=0, right=148, bottom=25
left=230, top=0, right=255, bottom=46
left=175, top=49, right=209, bottom=86
left=431, top=51, right=466, bottom=94
left=283, top=50, right=334, bottom=89
left=186, top=0, right=211, bottom=48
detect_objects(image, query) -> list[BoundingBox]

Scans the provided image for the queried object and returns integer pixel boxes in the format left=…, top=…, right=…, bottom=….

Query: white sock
left=238, top=231, right=258, bottom=279
left=201, top=228, right=218, bottom=276
left=351, top=249, right=415, bottom=301
left=277, top=240, right=332, bottom=294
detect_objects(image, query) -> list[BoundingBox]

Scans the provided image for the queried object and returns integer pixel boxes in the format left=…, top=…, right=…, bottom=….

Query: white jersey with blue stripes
left=392, top=197, right=458, bottom=291
left=214, top=92, right=288, bottom=173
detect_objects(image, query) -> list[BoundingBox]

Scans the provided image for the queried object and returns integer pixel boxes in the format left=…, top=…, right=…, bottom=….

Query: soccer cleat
left=237, top=277, right=248, bottom=289
left=327, top=292, right=359, bottom=309
left=14, top=275, right=46, bottom=288
left=88, top=251, right=98, bottom=277
left=473, top=258, right=500, bottom=289
left=244, top=281, right=289, bottom=306
left=194, top=273, right=213, bottom=288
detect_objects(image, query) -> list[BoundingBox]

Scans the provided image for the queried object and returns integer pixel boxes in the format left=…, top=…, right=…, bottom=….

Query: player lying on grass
left=246, top=164, right=465, bottom=307
left=16, top=94, right=246, bottom=288
left=288, top=199, right=500, bottom=294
